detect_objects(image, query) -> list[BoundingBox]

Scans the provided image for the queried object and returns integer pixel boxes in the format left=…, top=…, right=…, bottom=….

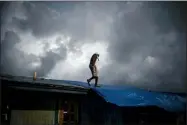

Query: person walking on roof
left=87, top=53, right=99, bottom=87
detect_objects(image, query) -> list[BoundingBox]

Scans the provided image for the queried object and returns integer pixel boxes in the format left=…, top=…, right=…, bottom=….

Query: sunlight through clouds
left=47, top=40, right=109, bottom=80
left=1, top=1, right=186, bottom=92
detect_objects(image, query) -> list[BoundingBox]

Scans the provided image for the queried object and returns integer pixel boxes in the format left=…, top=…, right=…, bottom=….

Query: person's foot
left=87, top=79, right=91, bottom=86
left=94, top=84, right=100, bottom=87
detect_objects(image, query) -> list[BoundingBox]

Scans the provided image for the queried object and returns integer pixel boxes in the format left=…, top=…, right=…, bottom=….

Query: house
left=1, top=74, right=186, bottom=125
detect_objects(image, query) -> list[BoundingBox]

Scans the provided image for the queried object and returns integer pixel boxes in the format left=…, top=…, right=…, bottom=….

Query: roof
left=0, top=74, right=88, bottom=94
left=1, top=74, right=186, bottom=112
left=92, top=85, right=186, bottom=112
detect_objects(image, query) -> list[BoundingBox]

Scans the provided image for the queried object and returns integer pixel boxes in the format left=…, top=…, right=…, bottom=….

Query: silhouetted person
left=87, top=53, right=99, bottom=87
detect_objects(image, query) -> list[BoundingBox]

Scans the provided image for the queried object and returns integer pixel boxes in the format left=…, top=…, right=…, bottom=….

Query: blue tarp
left=93, top=85, right=186, bottom=112
left=61, top=80, right=186, bottom=112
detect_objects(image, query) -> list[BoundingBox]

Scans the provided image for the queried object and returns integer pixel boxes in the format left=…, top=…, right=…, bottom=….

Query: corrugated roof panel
left=0, top=75, right=89, bottom=89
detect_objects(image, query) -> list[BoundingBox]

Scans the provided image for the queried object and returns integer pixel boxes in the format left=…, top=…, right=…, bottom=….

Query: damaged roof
left=1, top=74, right=186, bottom=112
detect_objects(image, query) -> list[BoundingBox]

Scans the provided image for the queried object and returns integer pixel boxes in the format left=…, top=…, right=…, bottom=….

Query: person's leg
left=87, top=65, right=95, bottom=85
left=94, top=65, right=99, bottom=87
left=88, top=76, right=98, bottom=86
left=94, top=76, right=98, bottom=87
left=87, top=76, right=94, bottom=83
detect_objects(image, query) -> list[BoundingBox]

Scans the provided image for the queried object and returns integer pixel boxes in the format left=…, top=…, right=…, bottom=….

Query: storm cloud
left=0, top=1, right=186, bottom=92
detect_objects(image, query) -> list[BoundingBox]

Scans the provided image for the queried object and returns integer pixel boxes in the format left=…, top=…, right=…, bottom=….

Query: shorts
left=89, top=64, right=98, bottom=77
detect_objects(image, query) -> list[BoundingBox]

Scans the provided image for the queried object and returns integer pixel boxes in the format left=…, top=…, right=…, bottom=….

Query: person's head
left=95, top=53, right=99, bottom=57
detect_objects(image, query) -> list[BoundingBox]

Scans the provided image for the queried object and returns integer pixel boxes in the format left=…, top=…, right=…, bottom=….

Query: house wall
left=5, top=88, right=57, bottom=125
left=10, top=110, right=55, bottom=125
left=79, top=90, right=185, bottom=125
left=80, top=90, right=123, bottom=125
left=2, top=85, right=84, bottom=125
left=80, top=100, right=185, bottom=125
left=2, top=84, right=185, bottom=125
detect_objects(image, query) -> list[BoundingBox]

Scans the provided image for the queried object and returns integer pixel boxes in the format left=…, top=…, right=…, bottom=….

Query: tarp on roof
left=62, top=80, right=186, bottom=112
left=1, top=75, right=186, bottom=112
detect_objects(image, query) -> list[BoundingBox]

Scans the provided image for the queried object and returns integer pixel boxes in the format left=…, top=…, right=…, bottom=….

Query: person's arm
left=96, top=54, right=99, bottom=61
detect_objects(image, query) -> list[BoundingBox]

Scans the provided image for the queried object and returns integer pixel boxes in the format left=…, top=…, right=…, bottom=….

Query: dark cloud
left=0, top=2, right=186, bottom=93
left=37, top=49, right=67, bottom=76
left=0, top=31, right=67, bottom=77
left=117, top=5, right=184, bottom=88
left=103, top=2, right=186, bottom=92
left=1, top=31, right=38, bottom=76
left=3, top=2, right=64, bottom=38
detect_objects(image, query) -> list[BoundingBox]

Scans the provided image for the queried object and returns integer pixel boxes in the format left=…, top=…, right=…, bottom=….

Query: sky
left=0, top=1, right=186, bottom=92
